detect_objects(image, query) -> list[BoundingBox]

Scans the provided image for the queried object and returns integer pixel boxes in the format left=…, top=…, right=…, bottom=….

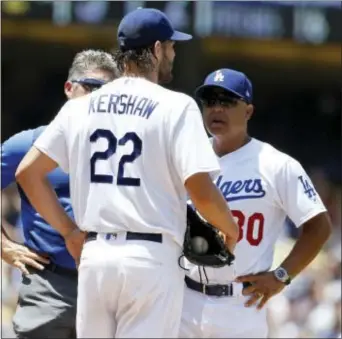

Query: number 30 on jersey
left=232, top=210, right=265, bottom=246
left=89, top=128, right=142, bottom=186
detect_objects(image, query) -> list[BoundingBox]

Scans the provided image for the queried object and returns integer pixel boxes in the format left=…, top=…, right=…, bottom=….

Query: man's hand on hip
left=1, top=239, right=50, bottom=275
left=63, top=228, right=86, bottom=267
left=236, top=271, right=286, bottom=310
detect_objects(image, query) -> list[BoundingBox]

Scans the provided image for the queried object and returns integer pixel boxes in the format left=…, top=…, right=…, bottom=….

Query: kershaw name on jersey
left=89, top=93, right=159, bottom=119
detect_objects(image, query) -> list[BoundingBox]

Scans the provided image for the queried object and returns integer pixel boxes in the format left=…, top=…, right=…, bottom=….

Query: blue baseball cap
left=195, top=69, right=253, bottom=104
left=117, top=8, right=192, bottom=51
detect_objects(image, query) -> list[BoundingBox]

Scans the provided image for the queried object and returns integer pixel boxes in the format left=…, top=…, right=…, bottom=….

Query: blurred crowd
left=1, top=164, right=340, bottom=338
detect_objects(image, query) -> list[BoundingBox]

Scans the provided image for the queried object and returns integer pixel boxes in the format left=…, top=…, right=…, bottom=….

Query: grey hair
left=67, top=49, right=119, bottom=80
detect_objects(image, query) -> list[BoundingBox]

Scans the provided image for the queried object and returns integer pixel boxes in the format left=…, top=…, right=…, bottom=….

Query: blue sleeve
left=1, top=130, right=35, bottom=189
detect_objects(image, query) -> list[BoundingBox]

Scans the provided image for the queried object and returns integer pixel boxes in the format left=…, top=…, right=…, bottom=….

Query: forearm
left=17, top=175, right=77, bottom=237
left=280, top=213, right=332, bottom=279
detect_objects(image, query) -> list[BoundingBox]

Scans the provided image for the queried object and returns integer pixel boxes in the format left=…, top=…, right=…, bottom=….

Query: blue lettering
left=89, top=97, right=96, bottom=114
left=244, top=179, right=254, bottom=193
left=126, top=95, right=138, bottom=115
left=253, top=179, right=264, bottom=194
left=216, top=175, right=223, bottom=187
left=298, top=175, right=317, bottom=200
left=118, top=94, right=128, bottom=114
left=141, top=100, right=158, bottom=119
left=97, top=94, right=108, bottom=113
left=216, top=177, right=266, bottom=202
left=134, top=97, right=148, bottom=116
left=230, top=180, right=243, bottom=194
left=108, top=94, right=119, bottom=114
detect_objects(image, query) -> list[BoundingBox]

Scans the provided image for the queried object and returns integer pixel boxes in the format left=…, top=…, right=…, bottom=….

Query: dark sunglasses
left=71, top=78, right=106, bottom=92
left=200, top=96, right=244, bottom=108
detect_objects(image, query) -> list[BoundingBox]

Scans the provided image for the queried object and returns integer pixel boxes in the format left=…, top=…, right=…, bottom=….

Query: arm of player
left=171, top=97, right=238, bottom=251
left=1, top=130, right=51, bottom=273
left=237, top=159, right=331, bottom=309
left=15, top=102, right=85, bottom=263
left=275, top=159, right=332, bottom=279
left=272, top=158, right=332, bottom=278
left=15, top=146, right=77, bottom=238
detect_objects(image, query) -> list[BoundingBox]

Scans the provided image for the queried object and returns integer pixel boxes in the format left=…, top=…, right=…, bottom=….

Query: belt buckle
left=215, top=284, right=228, bottom=296
left=105, top=233, right=117, bottom=240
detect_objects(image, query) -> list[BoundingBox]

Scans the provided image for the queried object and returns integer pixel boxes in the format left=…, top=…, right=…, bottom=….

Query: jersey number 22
left=90, top=129, right=142, bottom=186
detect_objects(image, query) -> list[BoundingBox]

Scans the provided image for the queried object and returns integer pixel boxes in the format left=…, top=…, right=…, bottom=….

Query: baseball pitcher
left=15, top=10, right=238, bottom=338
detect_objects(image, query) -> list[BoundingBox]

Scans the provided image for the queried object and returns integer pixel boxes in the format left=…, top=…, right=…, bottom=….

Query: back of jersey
left=35, top=77, right=220, bottom=246
left=81, top=77, right=177, bottom=235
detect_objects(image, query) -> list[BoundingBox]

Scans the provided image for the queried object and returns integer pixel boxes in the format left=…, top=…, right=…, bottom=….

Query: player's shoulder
left=158, top=87, right=198, bottom=118
left=253, top=138, right=293, bottom=163
left=60, top=95, right=91, bottom=115
left=2, top=126, right=47, bottom=154
left=255, top=138, right=303, bottom=174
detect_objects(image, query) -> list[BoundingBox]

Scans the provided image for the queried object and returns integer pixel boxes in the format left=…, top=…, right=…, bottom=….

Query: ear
left=153, top=40, right=163, bottom=62
left=246, top=104, right=254, bottom=121
left=64, top=81, right=73, bottom=99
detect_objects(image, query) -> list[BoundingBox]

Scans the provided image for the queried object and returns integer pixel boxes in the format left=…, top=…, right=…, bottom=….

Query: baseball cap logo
left=214, top=70, right=224, bottom=82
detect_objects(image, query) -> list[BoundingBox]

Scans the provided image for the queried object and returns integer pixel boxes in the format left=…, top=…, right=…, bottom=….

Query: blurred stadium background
left=1, top=1, right=341, bottom=338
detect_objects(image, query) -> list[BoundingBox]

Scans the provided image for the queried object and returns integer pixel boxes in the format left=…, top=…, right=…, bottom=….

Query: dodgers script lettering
left=216, top=176, right=266, bottom=202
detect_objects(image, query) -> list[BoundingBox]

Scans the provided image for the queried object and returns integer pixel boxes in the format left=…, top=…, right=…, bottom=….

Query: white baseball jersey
left=186, top=138, right=327, bottom=282
left=34, top=77, right=220, bottom=246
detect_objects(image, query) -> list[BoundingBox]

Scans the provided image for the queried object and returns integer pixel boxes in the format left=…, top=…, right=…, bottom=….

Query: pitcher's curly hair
left=113, top=43, right=165, bottom=75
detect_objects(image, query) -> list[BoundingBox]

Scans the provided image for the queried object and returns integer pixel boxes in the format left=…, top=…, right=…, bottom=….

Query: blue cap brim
left=194, top=84, right=245, bottom=101
left=170, top=30, right=192, bottom=41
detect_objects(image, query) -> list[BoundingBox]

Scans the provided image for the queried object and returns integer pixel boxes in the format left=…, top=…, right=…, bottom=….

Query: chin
left=207, top=126, right=227, bottom=137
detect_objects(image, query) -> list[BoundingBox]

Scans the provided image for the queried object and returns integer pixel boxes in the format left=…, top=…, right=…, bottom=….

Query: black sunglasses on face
left=200, top=96, right=243, bottom=108
left=71, top=78, right=106, bottom=92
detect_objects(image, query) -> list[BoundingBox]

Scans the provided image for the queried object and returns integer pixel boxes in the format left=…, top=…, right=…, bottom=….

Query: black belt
left=185, top=276, right=250, bottom=297
left=44, top=263, right=78, bottom=277
left=86, top=231, right=163, bottom=244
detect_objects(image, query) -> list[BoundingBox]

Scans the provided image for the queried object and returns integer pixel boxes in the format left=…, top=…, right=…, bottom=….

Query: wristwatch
left=273, top=266, right=291, bottom=285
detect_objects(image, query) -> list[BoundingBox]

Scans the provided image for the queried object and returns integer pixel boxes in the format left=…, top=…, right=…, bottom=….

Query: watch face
left=275, top=267, right=291, bottom=285
left=277, top=269, right=286, bottom=279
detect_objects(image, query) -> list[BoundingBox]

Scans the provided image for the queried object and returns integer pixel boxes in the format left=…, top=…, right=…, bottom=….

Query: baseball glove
left=182, top=205, right=235, bottom=268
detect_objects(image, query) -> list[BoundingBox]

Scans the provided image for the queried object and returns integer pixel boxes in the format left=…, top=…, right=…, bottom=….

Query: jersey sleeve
left=276, top=158, right=327, bottom=227
left=34, top=101, right=71, bottom=173
left=1, top=130, right=34, bottom=189
left=171, top=97, right=220, bottom=183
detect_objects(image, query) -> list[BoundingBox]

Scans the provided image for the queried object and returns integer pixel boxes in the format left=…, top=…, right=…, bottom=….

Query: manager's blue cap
left=195, top=69, right=253, bottom=104
left=117, top=8, right=192, bottom=51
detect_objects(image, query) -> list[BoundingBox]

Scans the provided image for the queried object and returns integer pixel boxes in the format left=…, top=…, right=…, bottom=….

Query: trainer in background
left=1, top=49, right=118, bottom=339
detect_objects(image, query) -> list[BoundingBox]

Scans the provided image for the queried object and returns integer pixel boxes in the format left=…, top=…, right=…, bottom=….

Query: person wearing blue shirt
left=1, top=49, right=118, bottom=339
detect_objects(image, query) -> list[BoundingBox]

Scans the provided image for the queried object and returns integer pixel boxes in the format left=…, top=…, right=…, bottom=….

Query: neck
left=122, top=63, right=158, bottom=84
left=213, top=133, right=251, bottom=157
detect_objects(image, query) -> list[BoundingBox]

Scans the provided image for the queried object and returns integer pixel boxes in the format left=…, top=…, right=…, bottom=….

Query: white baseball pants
left=179, top=285, right=268, bottom=338
left=76, top=232, right=185, bottom=338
